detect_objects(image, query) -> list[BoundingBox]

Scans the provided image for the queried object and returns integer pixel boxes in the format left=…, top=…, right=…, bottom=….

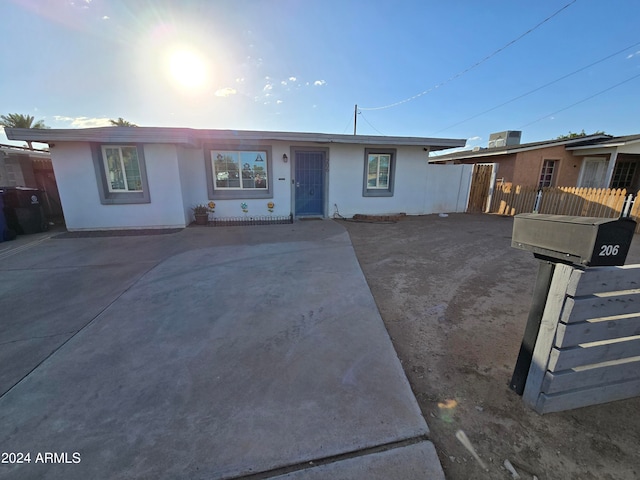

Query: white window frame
left=91, top=143, right=150, bottom=205
left=102, top=145, right=143, bottom=193
left=363, top=148, right=396, bottom=197
left=367, top=154, right=391, bottom=189
left=205, top=144, right=273, bottom=200
left=577, top=156, right=609, bottom=188
left=211, top=150, right=269, bottom=191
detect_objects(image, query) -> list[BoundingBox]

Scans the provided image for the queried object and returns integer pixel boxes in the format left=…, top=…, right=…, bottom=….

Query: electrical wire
left=358, top=111, right=385, bottom=135
left=341, top=111, right=354, bottom=134
left=435, top=39, right=640, bottom=133
left=359, top=0, right=577, bottom=112
left=519, top=71, right=640, bottom=127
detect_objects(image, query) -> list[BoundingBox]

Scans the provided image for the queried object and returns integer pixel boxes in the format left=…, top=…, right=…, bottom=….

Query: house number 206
left=599, top=244, right=620, bottom=256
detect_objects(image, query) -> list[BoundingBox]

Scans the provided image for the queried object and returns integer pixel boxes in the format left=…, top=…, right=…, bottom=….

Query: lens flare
left=167, top=48, right=208, bottom=89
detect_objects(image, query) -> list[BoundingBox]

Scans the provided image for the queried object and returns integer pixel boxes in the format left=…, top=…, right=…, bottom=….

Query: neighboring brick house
left=429, top=132, right=630, bottom=189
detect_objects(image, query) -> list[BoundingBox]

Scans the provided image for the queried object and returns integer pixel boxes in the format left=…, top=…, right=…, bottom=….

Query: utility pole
left=353, top=104, right=357, bottom=135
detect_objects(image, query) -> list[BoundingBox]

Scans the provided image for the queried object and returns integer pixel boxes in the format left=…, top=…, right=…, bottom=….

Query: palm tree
left=0, top=113, right=48, bottom=149
left=109, top=117, right=137, bottom=127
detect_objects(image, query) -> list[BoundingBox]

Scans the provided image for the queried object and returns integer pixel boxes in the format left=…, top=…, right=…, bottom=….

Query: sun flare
left=167, top=48, right=208, bottom=89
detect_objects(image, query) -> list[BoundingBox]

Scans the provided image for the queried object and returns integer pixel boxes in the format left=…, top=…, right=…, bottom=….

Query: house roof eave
left=567, top=135, right=640, bottom=152
left=4, top=127, right=466, bottom=150
left=431, top=134, right=613, bottom=162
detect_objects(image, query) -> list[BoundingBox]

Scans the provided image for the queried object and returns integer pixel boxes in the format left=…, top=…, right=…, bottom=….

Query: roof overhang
left=0, top=143, right=50, bottom=158
left=4, top=127, right=466, bottom=151
left=430, top=134, right=613, bottom=162
left=567, top=136, right=640, bottom=153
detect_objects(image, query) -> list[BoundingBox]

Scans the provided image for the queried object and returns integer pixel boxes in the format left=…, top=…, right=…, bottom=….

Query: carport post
left=509, top=259, right=555, bottom=395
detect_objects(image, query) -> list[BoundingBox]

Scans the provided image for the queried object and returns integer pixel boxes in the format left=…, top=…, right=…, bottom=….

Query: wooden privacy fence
left=489, top=185, right=640, bottom=233
left=523, top=264, right=640, bottom=414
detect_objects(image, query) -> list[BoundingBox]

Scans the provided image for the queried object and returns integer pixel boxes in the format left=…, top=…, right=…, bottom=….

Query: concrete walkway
left=0, top=221, right=443, bottom=479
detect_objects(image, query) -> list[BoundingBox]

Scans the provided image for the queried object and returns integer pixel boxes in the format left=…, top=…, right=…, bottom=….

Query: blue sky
left=2, top=0, right=640, bottom=150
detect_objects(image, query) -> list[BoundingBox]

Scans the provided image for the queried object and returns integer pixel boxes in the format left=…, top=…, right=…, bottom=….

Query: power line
left=435, top=39, right=640, bottom=133
left=359, top=0, right=577, bottom=112
left=358, top=111, right=385, bottom=135
left=519, top=71, right=640, bottom=128
left=341, top=111, right=354, bottom=134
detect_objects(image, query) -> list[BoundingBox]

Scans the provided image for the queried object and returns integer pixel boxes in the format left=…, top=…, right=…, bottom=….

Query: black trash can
left=0, top=190, right=8, bottom=242
left=1, top=187, right=48, bottom=235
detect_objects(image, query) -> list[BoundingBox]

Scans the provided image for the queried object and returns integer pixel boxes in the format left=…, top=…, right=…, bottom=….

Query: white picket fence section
left=523, top=263, right=640, bottom=414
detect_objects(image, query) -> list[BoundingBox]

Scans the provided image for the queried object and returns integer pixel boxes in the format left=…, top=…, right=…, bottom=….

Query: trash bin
left=0, top=187, right=48, bottom=235
left=0, top=190, right=7, bottom=242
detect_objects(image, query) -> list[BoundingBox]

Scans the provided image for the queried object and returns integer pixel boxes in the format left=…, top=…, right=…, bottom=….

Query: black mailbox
left=512, top=213, right=636, bottom=267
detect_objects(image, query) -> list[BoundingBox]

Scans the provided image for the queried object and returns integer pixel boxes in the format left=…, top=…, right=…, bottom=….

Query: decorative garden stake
left=267, top=201, right=274, bottom=213
left=240, top=202, right=248, bottom=213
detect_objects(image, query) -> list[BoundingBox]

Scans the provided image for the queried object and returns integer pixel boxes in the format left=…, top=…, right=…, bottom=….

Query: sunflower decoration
left=267, top=201, right=274, bottom=213
left=208, top=201, right=216, bottom=211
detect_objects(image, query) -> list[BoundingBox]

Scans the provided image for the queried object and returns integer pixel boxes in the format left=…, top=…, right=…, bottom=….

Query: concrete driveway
left=0, top=221, right=443, bottom=479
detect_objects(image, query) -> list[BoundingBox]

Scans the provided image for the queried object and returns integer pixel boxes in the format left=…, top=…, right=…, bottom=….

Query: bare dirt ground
left=340, top=213, right=640, bottom=480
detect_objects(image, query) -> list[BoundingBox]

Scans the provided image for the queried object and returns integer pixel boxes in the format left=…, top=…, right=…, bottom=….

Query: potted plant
left=192, top=203, right=213, bottom=225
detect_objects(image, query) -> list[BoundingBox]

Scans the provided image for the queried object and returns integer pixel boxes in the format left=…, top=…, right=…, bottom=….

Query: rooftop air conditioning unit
left=488, top=130, right=522, bottom=148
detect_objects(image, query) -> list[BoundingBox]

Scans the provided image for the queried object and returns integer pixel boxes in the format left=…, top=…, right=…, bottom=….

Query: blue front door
left=295, top=151, right=325, bottom=216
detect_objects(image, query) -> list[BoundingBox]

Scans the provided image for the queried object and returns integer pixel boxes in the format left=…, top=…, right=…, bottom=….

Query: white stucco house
left=4, top=127, right=469, bottom=231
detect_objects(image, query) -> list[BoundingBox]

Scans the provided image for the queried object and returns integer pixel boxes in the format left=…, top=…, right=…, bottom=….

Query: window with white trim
left=102, top=146, right=143, bottom=192
left=367, top=154, right=390, bottom=189
left=205, top=145, right=273, bottom=200
left=212, top=150, right=268, bottom=190
left=91, top=143, right=150, bottom=204
left=363, top=148, right=396, bottom=197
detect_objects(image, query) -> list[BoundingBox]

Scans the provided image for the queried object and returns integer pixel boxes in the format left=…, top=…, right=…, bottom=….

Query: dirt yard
left=341, top=213, right=640, bottom=480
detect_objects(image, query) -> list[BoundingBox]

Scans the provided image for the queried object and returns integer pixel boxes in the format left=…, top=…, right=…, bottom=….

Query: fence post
left=622, top=194, right=634, bottom=218
left=533, top=189, right=542, bottom=213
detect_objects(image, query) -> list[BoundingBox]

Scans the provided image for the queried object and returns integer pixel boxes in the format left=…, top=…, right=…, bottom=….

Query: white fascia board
left=5, top=127, right=465, bottom=150
left=567, top=139, right=640, bottom=151
left=429, top=149, right=513, bottom=162
left=433, top=134, right=615, bottom=162
left=567, top=147, right=616, bottom=155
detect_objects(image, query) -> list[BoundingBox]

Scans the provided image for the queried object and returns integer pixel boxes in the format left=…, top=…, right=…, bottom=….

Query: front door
left=294, top=150, right=325, bottom=217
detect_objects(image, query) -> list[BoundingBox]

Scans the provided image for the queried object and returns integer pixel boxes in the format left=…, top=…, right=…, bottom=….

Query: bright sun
left=167, top=48, right=208, bottom=89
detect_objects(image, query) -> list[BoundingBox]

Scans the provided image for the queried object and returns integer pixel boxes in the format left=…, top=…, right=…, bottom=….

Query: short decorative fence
left=208, top=215, right=293, bottom=227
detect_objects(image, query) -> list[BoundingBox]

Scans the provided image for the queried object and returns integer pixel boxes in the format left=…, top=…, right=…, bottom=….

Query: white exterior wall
left=176, top=146, right=208, bottom=224
left=50, top=140, right=472, bottom=230
left=328, top=145, right=472, bottom=217
left=50, top=143, right=186, bottom=230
